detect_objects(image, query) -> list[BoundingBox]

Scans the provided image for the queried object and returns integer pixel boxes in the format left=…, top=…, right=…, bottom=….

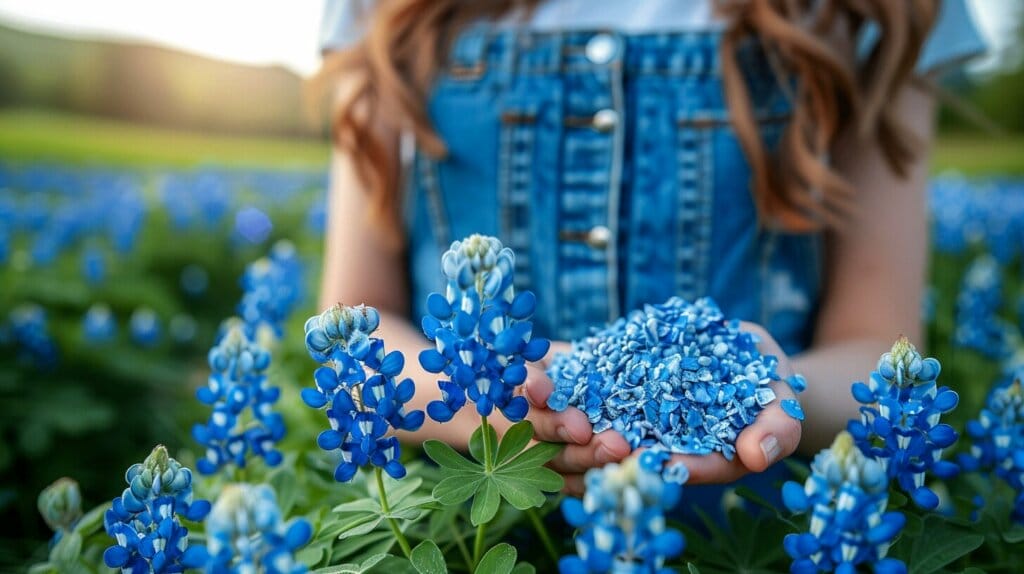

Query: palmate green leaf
left=469, top=423, right=499, bottom=466
left=471, top=480, right=501, bottom=526
left=51, top=531, right=82, bottom=565
left=313, top=554, right=390, bottom=574
left=333, top=499, right=381, bottom=514
left=510, top=564, right=535, bottom=574
left=424, top=440, right=482, bottom=474
left=499, top=442, right=561, bottom=473
left=380, top=477, right=424, bottom=507
left=434, top=475, right=485, bottom=505
left=411, top=540, right=448, bottom=574
left=338, top=515, right=385, bottom=539
left=495, top=421, right=534, bottom=466
left=271, top=470, right=299, bottom=516
left=474, top=543, right=517, bottom=574
left=1003, top=525, right=1024, bottom=543
left=909, top=517, right=985, bottom=574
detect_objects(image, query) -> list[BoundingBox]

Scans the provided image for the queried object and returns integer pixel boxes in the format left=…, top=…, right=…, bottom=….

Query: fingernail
left=557, top=426, right=574, bottom=443
left=595, top=445, right=615, bottom=465
left=761, top=434, right=781, bottom=466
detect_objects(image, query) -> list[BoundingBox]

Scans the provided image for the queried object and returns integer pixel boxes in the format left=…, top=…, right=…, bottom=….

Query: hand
left=522, top=341, right=631, bottom=496
left=654, top=321, right=803, bottom=484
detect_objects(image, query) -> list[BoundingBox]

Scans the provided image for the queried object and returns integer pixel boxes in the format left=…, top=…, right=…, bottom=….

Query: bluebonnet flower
left=130, top=307, right=162, bottom=347
left=303, top=304, right=425, bottom=481
left=782, top=432, right=906, bottom=574
left=205, top=483, right=311, bottom=574
left=169, top=314, right=198, bottom=345
left=234, top=206, right=273, bottom=244
left=847, top=337, right=959, bottom=510
left=238, top=241, right=304, bottom=337
left=38, top=477, right=82, bottom=542
left=81, top=246, right=106, bottom=284
left=103, top=446, right=210, bottom=573
left=959, top=375, right=1024, bottom=523
left=83, top=303, right=117, bottom=343
left=953, top=255, right=1013, bottom=359
left=6, top=303, right=58, bottom=366
left=418, top=235, right=549, bottom=423
left=193, top=321, right=285, bottom=475
left=547, top=297, right=781, bottom=465
left=559, top=457, right=685, bottom=574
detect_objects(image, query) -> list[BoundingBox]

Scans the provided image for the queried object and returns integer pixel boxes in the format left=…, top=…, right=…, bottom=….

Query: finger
left=524, top=364, right=555, bottom=408
left=547, top=431, right=631, bottom=474
left=735, top=381, right=802, bottom=472
left=562, top=473, right=585, bottom=497
left=541, top=341, right=572, bottom=368
left=527, top=405, right=593, bottom=445
left=666, top=452, right=748, bottom=485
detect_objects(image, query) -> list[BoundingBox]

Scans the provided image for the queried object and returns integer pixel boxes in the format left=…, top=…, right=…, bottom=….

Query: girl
left=315, top=0, right=985, bottom=494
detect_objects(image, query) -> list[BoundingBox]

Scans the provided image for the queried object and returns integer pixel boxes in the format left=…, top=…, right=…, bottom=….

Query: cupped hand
left=656, top=321, right=803, bottom=484
left=523, top=341, right=631, bottom=496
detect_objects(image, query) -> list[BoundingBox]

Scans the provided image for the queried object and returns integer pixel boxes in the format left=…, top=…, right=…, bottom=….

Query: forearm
left=791, top=336, right=897, bottom=453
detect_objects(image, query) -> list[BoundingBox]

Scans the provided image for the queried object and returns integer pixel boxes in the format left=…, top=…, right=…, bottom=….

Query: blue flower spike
left=782, top=432, right=906, bottom=574
left=205, top=483, right=311, bottom=574
left=847, top=336, right=959, bottom=510
left=303, top=304, right=425, bottom=482
left=419, top=235, right=549, bottom=423
left=38, top=477, right=82, bottom=540
left=546, top=296, right=782, bottom=478
left=193, top=320, right=285, bottom=475
left=559, top=456, right=685, bottom=574
left=103, top=445, right=210, bottom=573
left=959, top=374, right=1024, bottom=523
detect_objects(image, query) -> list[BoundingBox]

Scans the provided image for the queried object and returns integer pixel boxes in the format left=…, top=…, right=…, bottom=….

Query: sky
left=0, top=0, right=1016, bottom=77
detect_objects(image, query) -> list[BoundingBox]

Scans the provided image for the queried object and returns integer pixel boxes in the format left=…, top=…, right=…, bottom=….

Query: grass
left=0, top=107, right=1020, bottom=174
left=0, top=108, right=331, bottom=168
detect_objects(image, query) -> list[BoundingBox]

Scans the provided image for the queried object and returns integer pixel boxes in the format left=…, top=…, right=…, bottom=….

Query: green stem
left=473, top=416, right=494, bottom=567
left=376, top=467, right=413, bottom=559
left=449, top=521, right=473, bottom=569
left=525, top=507, right=560, bottom=564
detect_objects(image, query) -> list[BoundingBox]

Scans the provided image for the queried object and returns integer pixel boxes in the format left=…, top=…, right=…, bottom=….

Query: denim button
left=592, top=109, right=618, bottom=132
left=586, top=225, right=612, bottom=249
left=585, top=33, right=618, bottom=64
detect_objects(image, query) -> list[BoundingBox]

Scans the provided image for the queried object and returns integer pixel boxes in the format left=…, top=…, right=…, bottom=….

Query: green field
left=0, top=108, right=331, bottom=168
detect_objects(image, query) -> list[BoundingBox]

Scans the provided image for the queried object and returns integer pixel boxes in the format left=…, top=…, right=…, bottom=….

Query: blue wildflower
left=548, top=296, right=781, bottom=466
left=130, top=307, right=162, bottom=347
left=303, top=304, right=425, bottom=481
left=83, top=303, right=117, bottom=343
left=234, top=206, right=273, bottom=244
left=238, top=241, right=304, bottom=337
left=7, top=303, right=58, bottom=366
left=205, top=483, right=311, bottom=574
left=782, top=432, right=906, bottom=574
left=38, top=477, right=82, bottom=542
left=559, top=457, right=685, bottom=574
left=81, top=246, right=106, bottom=284
left=103, top=446, right=210, bottom=573
left=193, top=321, right=285, bottom=474
left=959, top=375, right=1024, bottom=523
left=953, top=255, right=1012, bottom=359
left=847, top=337, right=959, bottom=510
left=418, top=235, right=549, bottom=423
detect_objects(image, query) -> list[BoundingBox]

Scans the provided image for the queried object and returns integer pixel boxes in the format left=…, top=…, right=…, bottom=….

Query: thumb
left=735, top=381, right=803, bottom=472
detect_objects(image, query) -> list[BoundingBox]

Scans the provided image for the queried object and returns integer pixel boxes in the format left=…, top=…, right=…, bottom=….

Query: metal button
left=585, top=33, right=617, bottom=65
left=586, top=225, right=612, bottom=249
left=592, top=109, right=618, bottom=132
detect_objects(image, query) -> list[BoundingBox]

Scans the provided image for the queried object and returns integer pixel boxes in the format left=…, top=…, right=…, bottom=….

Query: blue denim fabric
left=406, top=26, right=821, bottom=357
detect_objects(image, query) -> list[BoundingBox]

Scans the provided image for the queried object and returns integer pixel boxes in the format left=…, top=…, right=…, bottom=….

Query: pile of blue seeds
left=547, top=297, right=781, bottom=461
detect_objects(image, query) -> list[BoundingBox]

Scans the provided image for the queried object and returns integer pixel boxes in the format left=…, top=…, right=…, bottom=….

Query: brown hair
left=317, top=0, right=938, bottom=232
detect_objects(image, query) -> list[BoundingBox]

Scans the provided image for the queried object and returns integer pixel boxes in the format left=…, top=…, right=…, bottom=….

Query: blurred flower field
left=2, top=111, right=1024, bottom=572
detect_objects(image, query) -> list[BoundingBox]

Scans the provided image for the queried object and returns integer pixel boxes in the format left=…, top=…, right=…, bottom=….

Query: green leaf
left=471, top=479, right=501, bottom=526
left=500, top=442, right=561, bottom=472
left=474, top=543, right=516, bottom=574
left=469, top=423, right=499, bottom=466
left=688, top=564, right=702, bottom=574
left=382, top=477, right=424, bottom=507
left=1003, top=525, right=1024, bottom=543
left=888, top=490, right=909, bottom=509
left=360, top=553, right=390, bottom=572
left=334, top=499, right=382, bottom=514
left=337, top=515, right=384, bottom=539
left=491, top=474, right=547, bottom=510
left=297, top=542, right=330, bottom=568
left=51, top=531, right=82, bottom=565
left=71, top=503, right=107, bottom=534
left=511, top=563, right=535, bottom=574
left=411, top=540, right=448, bottom=574
left=434, top=475, right=485, bottom=505
left=909, top=517, right=985, bottom=574
left=424, top=440, right=482, bottom=474
left=513, top=466, right=564, bottom=491
left=496, top=421, right=534, bottom=466
left=271, top=470, right=298, bottom=516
